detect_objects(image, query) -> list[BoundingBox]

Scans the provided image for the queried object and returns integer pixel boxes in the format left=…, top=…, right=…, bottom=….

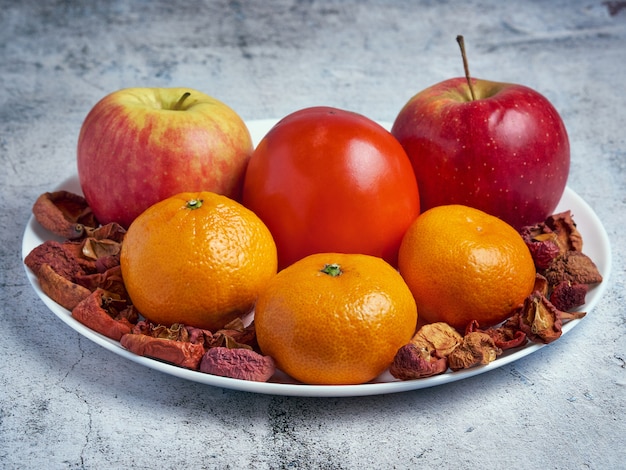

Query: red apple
left=77, top=87, right=253, bottom=228
left=391, top=77, right=570, bottom=230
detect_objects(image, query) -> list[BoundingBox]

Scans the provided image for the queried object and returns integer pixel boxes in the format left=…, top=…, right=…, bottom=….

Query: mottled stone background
left=1, top=1, right=624, bottom=468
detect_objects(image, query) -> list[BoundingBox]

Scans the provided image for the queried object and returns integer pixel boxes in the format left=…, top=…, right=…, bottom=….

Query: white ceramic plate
left=21, top=120, right=612, bottom=397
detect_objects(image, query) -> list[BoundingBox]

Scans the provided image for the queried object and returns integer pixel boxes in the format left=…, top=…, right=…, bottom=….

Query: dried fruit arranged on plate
left=24, top=187, right=604, bottom=385
left=390, top=210, right=603, bottom=381
left=24, top=192, right=127, bottom=311
left=516, top=210, right=603, bottom=344
left=25, top=190, right=278, bottom=382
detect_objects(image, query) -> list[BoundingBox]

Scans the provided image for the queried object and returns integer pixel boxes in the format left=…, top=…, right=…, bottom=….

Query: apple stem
left=173, top=92, right=191, bottom=110
left=456, top=35, right=476, bottom=101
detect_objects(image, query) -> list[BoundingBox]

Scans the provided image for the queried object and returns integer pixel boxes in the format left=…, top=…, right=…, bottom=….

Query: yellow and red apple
left=77, top=87, right=253, bottom=228
left=391, top=77, right=570, bottom=229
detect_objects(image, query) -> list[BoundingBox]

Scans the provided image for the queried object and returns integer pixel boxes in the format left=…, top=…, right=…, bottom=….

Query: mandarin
left=254, top=253, right=418, bottom=385
left=398, top=204, right=536, bottom=331
left=120, top=192, right=277, bottom=331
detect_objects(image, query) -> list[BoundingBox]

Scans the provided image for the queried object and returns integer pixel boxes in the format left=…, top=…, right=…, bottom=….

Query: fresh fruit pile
left=24, top=37, right=603, bottom=386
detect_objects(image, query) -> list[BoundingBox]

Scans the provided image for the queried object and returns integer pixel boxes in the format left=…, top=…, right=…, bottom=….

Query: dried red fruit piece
left=184, top=326, right=215, bottom=347
left=131, top=321, right=193, bottom=342
left=520, top=211, right=585, bottom=270
left=72, top=289, right=137, bottom=340
left=448, top=332, right=502, bottom=371
left=38, top=263, right=91, bottom=310
left=75, top=265, right=128, bottom=301
left=153, top=323, right=190, bottom=341
left=389, top=343, right=448, bottom=380
left=410, top=322, right=463, bottom=358
left=545, top=211, right=583, bottom=252
left=465, top=320, right=527, bottom=351
left=24, top=240, right=87, bottom=281
left=87, top=223, right=126, bottom=243
left=549, top=281, right=589, bottom=311
left=543, top=251, right=603, bottom=287
left=520, top=212, right=602, bottom=331
left=81, top=238, right=121, bottom=261
left=25, top=237, right=131, bottom=309
left=521, top=228, right=562, bottom=270
left=129, top=318, right=258, bottom=351
left=199, top=347, right=275, bottom=382
left=206, top=318, right=258, bottom=351
left=532, top=273, right=550, bottom=296
left=518, top=292, right=586, bottom=344
left=389, top=322, right=463, bottom=380
left=130, top=320, right=155, bottom=336
left=120, top=333, right=206, bottom=370
left=32, top=191, right=98, bottom=239
left=94, top=254, right=121, bottom=273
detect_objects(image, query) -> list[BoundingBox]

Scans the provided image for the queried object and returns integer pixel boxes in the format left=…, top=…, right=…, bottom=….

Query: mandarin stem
left=321, top=263, right=342, bottom=277
left=186, top=199, right=203, bottom=210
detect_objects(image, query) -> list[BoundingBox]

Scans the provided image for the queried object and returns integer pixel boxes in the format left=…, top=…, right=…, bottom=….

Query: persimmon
left=242, top=106, right=420, bottom=270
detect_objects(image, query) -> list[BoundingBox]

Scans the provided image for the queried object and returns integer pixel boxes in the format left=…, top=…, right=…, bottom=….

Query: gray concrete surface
left=1, top=1, right=624, bottom=468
